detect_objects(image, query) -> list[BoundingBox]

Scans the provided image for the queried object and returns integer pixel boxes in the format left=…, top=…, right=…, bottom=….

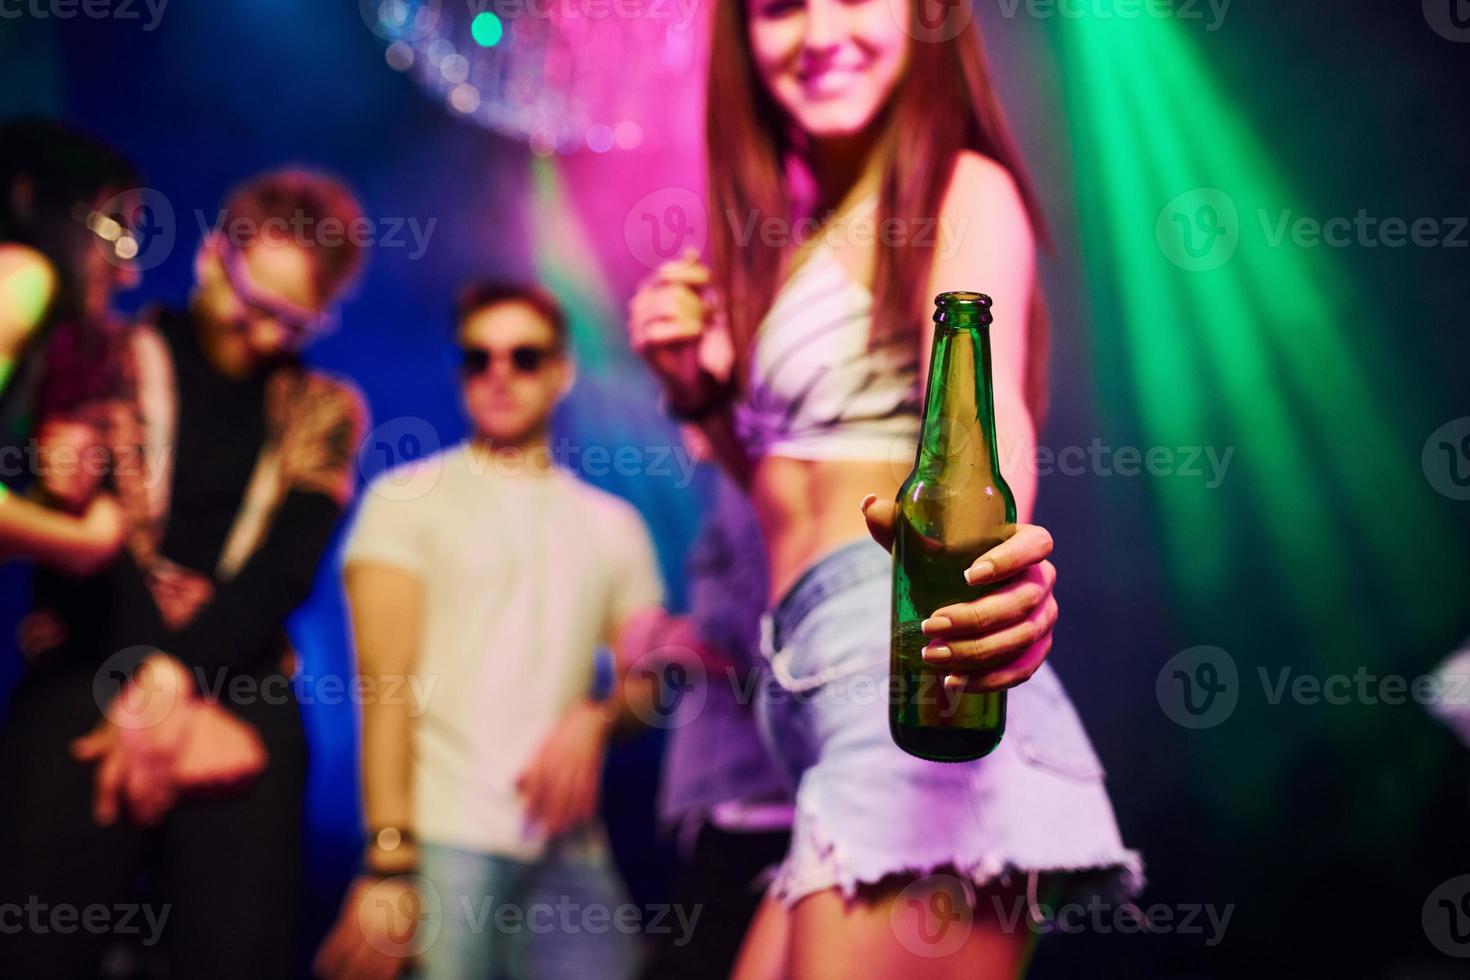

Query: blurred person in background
left=620, top=437, right=794, bottom=980
left=316, top=283, right=662, bottom=980
left=0, top=118, right=137, bottom=572
left=626, top=0, right=1141, bottom=973
left=0, top=165, right=368, bottom=978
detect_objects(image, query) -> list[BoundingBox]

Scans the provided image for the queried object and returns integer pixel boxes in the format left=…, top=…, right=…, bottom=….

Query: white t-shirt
left=343, top=442, right=664, bottom=859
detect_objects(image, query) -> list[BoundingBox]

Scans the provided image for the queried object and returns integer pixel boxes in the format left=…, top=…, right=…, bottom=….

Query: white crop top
left=733, top=242, right=922, bottom=462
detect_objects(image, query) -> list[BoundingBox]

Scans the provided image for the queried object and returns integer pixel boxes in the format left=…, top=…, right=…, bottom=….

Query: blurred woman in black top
left=0, top=118, right=138, bottom=572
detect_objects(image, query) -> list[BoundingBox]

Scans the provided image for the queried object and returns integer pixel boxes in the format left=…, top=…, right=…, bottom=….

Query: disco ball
left=363, top=0, right=704, bottom=154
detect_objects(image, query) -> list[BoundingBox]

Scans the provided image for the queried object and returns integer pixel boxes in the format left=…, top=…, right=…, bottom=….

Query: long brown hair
left=705, top=0, right=1050, bottom=423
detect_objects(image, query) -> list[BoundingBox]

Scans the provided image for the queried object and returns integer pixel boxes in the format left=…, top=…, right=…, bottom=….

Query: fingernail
left=920, top=616, right=952, bottom=636
left=922, top=643, right=953, bottom=664
left=860, top=494, right=878, bottom=513
left=965, top=561, right=994, bottom=585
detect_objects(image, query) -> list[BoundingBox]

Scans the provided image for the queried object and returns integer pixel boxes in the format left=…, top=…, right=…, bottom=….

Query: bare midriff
left=750, top=454, right=904, bottom=604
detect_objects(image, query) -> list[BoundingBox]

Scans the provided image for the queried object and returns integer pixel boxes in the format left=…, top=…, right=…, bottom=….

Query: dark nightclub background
left=3, top=1, right=1469, bottom=977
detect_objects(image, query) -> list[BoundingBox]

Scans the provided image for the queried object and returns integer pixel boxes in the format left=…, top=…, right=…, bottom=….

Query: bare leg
left=731, top=892, right=791, bottom=980
left=785, top=875, right=1036, bottom=980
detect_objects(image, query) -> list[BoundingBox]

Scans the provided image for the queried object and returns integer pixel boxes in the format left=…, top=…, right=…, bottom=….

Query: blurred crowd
left=0, top=119, right=790, bottom=980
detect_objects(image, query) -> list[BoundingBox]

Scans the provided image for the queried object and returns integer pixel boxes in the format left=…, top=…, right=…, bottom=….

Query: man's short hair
left=218, top=168, right=366, bottom=302
left=454, top=281, right=568, bottom=349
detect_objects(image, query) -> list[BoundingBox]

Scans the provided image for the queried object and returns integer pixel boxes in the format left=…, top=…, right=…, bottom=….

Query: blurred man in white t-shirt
left=316, top=283, right=664, bottom=980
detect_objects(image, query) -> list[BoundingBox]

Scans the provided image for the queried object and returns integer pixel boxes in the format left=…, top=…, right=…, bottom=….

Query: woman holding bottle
left=626, top=0, right=1140, bottom=974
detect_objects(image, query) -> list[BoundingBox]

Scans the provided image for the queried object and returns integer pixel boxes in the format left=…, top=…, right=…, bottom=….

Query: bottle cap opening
left=935, top=291, right=992, bottom=308
left=933, top=291, right=994, bottom=326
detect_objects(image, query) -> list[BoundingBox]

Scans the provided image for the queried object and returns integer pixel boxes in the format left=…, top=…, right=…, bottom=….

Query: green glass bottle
left=890, top=291, right=1016, bottom=763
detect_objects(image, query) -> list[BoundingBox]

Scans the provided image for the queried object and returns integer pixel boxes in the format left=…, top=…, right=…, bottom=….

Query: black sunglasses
left=459, top=344, right=559, bottom=377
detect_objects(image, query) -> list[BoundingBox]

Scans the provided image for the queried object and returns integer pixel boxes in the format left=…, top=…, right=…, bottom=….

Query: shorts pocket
left=1007, top=663, right=1107, bottom=782
left=768, top=590, right=889, bottom=694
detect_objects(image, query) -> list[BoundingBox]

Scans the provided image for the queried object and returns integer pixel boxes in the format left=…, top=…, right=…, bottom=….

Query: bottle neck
left=914, top=321, right=1001, bottom=476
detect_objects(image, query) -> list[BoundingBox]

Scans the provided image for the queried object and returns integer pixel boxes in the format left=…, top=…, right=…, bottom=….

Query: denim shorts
left=755, top=538, right=1144, bottom=906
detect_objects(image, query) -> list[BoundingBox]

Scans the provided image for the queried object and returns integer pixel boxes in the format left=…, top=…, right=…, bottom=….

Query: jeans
left=416, top=839, right=639, bottom=980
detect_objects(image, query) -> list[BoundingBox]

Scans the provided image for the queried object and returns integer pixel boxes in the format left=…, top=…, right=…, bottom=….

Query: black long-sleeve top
left=153, top=309, right=344, bottom=678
